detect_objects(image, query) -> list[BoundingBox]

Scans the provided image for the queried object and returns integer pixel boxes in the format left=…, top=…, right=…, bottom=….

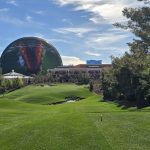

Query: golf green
left=0, top=84, right=150, bottom=150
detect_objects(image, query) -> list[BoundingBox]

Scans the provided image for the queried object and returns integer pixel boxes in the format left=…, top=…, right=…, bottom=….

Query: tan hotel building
left=47, top=64, right=111, bottom=80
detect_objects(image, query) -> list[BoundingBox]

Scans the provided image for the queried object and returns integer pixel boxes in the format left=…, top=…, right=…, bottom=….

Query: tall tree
left=102, top=0, right=150, bottom=107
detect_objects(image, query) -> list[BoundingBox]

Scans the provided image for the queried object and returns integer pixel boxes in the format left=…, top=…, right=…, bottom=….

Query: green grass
left=0, top=84, right=150, bottom=150
left=2, top=84, right=91, bottom=104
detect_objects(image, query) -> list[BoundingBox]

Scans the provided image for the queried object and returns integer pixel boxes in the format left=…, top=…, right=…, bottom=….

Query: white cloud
left=31, top=33, right=70, bottom=44
left=33, top=10, right=45, bottom=15
left=53, top=0, right=100, bottom=6
left=32, top=33, right=45, bottom=39
left=88, top=4, right=125, bottom=23
left=26, top=16, right=32, bottom=22
left=52, top=27, right=96, bottom=37
left=7, top=0, right=18, bottom=6
left=0, top=14, right=24, bottom=26
left=86, top=32, right=129, bottom=47
left=62, top=18, right=73, bottom=26
left=82, top=30, right=131, bottom=57
left=0, top=13, right=45, bottom=28
left=0, top=8, right=9, bottom=12
left=89, top=16, right=103, bottom=24
left=53, top=0, right=143, bottom=24
left=51, top=0, right=138, bottom=64
left=48, top=38, right=71, bottom=43
left=61, top=55, right=85, bottom=65
left=85, top=51, right=101, bottom=57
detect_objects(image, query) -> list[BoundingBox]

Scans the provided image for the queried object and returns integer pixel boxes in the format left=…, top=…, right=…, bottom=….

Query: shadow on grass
left=101, top=97, right=150, bottom=109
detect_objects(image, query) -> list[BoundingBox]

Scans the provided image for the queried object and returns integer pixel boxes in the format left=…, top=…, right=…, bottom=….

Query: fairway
left=0, top=84, right=150, bottom=150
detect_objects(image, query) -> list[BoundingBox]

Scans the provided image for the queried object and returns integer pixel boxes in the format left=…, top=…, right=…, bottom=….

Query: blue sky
left=0, top=0, right=144, bottom=65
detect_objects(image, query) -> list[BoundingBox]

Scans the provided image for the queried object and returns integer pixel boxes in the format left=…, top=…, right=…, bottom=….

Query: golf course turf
left=0, top=84, right=150, bottom=150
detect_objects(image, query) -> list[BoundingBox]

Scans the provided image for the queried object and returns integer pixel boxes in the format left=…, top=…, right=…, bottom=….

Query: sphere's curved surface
left=1, top=37, right=62, bottom=75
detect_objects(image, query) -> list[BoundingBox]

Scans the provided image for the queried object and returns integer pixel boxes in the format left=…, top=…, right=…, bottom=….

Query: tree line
left=0, top=77, right=24, bottom=94
left=101, top=0, right=150, bottom=107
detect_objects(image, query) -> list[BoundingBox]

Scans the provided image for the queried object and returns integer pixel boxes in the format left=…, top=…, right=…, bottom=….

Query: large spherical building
left=1, top=37, right=62, bottom=75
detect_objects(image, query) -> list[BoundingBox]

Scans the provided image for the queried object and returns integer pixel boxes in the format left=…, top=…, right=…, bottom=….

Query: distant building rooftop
left=3, top=70, right=32, bottom=79
left=55, top=64, right=111, bottom=69
left=75, top=64, right=111, bottom=68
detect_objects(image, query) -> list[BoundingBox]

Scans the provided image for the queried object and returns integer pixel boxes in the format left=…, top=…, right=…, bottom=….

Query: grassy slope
left=3, top=84, right=92, bottom=104
left=0, top=84, right=150, bottom=150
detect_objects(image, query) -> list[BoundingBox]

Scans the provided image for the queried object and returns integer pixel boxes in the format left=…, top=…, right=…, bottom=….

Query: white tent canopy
left=3, top=70, right=33, bottom=79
